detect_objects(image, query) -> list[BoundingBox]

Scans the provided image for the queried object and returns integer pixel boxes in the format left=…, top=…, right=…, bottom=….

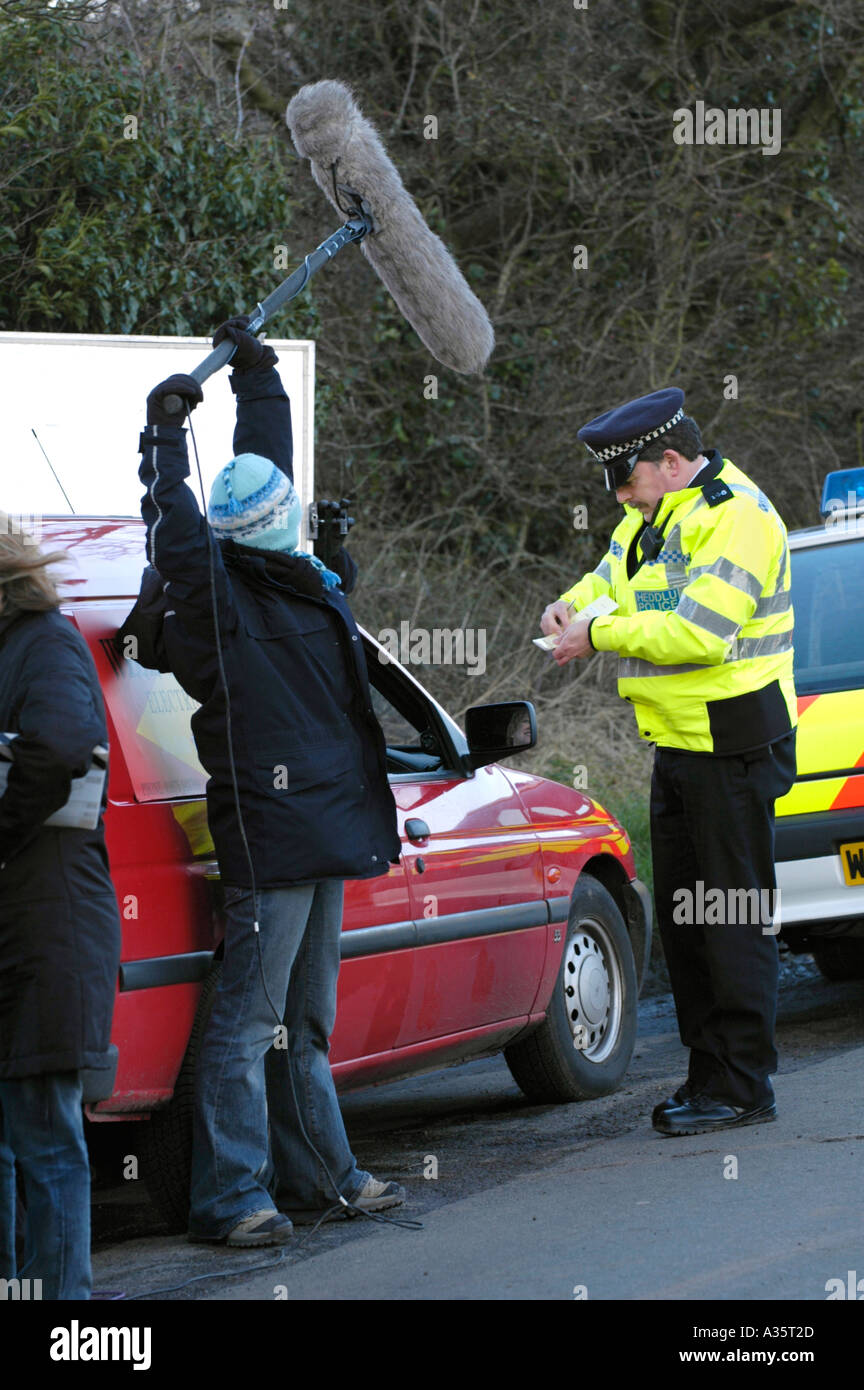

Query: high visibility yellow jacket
left=560, top=455, right=797, bottom=754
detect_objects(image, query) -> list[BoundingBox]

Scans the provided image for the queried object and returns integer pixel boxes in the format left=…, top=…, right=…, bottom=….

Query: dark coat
left=137, top=363, right=401, bottom=888
left=0, top=607, right=121, bottom=1079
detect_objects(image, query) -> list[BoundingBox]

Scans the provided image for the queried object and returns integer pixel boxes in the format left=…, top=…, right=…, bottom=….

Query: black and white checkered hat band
left=585, top=407, right=685, bottom=463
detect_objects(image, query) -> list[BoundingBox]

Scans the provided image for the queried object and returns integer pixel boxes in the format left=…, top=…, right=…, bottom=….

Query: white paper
left=533, top=594, right=618, bottom=651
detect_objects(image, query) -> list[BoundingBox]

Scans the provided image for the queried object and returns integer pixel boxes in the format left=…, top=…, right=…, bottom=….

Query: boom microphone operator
left=287, top=79, right=495, bottom=376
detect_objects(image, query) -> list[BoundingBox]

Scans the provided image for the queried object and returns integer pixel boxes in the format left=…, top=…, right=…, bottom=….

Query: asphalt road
left=88, top=952, right=864, bottom=1303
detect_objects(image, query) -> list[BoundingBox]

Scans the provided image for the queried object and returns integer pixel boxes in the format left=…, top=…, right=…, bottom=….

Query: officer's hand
left=213, top=316, right=278, bottom=373
left=540, top=600, right=573, bottom=636
left=146, top=375, right=204, bottom=427
left=553, top=616, right=593, bottom=666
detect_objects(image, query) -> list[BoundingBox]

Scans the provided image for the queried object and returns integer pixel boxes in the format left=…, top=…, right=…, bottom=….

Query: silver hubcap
left=561, top=917, right=622, bottom=1064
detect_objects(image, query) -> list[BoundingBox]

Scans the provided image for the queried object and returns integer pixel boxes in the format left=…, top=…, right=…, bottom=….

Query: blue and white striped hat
left=207, top=453, right=302, bottom=551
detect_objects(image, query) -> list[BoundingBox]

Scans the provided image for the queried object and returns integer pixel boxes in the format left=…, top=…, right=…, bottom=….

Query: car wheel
left=139, top=960, right=222, bottom=1232
left=504, top=876, right=638, bottom=1103
left=811, top=937, right=864, bottom=982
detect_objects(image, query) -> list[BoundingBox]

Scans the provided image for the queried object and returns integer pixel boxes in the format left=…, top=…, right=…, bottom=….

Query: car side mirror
left=464, top=701, right=537, bottom=771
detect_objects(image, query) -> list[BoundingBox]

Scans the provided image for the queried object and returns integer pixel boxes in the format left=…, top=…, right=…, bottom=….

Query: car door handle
left=405, top=818, right=430, bottom=842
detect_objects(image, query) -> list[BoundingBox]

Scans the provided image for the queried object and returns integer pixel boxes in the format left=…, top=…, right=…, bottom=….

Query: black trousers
left=651, top=731, right=797, bottom=1108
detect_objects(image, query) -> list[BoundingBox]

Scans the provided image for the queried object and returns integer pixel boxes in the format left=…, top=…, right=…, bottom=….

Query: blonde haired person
left=0, top=517, right=120, bottom=1299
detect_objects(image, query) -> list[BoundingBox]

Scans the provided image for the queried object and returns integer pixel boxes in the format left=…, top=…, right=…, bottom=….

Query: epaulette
left=701, top=478, right=734, bottom=507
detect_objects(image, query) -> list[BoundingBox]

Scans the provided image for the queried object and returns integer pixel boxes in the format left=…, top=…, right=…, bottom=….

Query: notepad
left=533, top=594, right=618, bottom=650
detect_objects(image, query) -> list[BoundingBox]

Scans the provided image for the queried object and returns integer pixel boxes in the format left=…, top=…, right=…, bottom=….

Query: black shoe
left=653, top=1092, right=777, bottom=1137
left=650, top=1081, right=696, bottom=1126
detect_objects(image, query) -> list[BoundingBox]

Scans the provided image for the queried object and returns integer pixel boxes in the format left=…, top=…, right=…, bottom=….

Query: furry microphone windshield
left=286, top=80, right=495, bottom=376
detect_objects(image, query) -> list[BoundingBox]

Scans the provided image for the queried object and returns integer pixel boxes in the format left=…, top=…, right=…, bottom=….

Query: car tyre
left=811, top=937, right=864, bottom=982
left=139, top=960, right=222, bottom=1232
left=504, top=876, right=638, bottom=1103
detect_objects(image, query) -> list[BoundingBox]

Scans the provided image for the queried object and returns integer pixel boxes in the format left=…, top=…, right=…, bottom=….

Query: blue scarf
left=290, top=549, right=341, bottom=589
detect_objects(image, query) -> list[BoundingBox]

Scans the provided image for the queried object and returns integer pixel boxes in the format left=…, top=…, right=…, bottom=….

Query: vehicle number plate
left=839, top=840, right=864, bottom=887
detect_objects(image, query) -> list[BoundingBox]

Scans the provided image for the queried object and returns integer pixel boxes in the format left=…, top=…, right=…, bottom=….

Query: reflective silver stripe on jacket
left=730, top=632, right=794, bottom=660
left=726, top=480, right=770, bottom=510
left=726, top=482, right=788, bottom=548
left=657, top=522, right=689, bottom=586
left=676, top=595, right=740, bottom=641
left=619, top=630, right=792, bottom=680
left=773, top=542, right=789, bottom=595
left=688, top=556, right=764, bottom=601
left=619, top=657, right=708, bottom=678
left=594, top=557, right=612, bottom=583
left=753, top=589, right=792, bottom=617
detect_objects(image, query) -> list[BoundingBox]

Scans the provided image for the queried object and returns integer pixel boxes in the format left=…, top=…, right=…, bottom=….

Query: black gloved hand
left=146, top=374, right=204, bottom=427
left=313, top=497, right=355, bottom=568
left=212, top=316, right=278, bottom=373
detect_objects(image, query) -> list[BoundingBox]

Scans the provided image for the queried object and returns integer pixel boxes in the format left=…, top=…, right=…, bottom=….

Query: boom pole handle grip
left=161, top=339, right=237, bottom=417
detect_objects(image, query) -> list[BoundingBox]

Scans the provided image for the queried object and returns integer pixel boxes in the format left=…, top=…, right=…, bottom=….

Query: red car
left=48, top=516, right=651, bottom=1227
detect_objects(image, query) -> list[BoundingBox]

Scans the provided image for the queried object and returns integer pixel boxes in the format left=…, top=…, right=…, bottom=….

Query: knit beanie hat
left=207, top=453, right=302, bottom=552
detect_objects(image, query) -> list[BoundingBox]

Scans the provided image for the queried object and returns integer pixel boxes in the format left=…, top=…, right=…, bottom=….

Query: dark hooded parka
left=137, top=362, right=401, bottom=889
left=0, top=607, right=121, bottom=1079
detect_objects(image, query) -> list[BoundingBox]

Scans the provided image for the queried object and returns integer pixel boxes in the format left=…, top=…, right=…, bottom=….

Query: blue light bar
left=820, top=467, right=864, bottom=518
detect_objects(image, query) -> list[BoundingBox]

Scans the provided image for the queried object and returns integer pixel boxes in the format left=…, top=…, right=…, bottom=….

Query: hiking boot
left=350, top=1177, right=407, bottom=1212
left=189, top=1208, right=294, bottom=1247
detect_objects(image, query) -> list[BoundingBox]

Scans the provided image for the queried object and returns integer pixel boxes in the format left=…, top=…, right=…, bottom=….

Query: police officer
left=542, top=388, right=797, bottom=1136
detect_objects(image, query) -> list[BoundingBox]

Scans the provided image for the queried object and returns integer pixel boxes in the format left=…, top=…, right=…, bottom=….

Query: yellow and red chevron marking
left=777, top=691, right=864, bottom=817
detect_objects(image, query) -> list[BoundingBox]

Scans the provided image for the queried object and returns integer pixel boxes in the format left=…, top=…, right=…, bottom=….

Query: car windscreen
left=72, top=604, right=209, bottom=803
left=791, top=537, right=864, bottom=695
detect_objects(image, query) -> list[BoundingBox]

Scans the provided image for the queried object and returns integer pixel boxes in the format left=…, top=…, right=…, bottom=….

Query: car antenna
left=31, top=427, right=76, bottom=514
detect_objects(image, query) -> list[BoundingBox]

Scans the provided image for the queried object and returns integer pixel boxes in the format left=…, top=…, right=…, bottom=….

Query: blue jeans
left=189, top=880, right=369, bottom=1238
left=0, top=1072, right=91, bottom=1300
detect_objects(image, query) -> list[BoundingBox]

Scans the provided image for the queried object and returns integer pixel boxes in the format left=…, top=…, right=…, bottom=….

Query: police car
left=775, top=468, right=864, bottom=978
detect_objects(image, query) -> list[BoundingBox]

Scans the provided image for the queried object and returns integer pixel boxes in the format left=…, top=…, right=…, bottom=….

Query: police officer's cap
left=578, top=387, right=685, bottom=491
